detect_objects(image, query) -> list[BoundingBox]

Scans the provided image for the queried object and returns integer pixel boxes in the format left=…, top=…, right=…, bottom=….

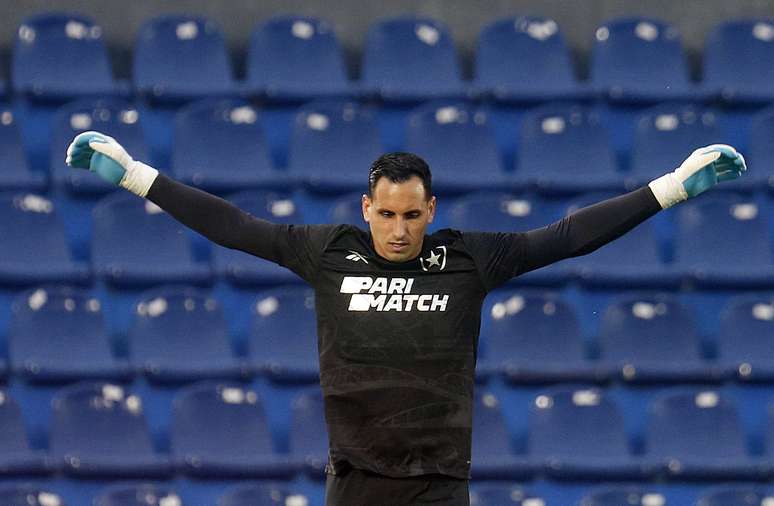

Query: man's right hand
left=65, top=131, right=158, bottom=197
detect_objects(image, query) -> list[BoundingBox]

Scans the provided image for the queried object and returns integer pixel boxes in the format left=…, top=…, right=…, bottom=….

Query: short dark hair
left=367, top=152, right=432, bottom=200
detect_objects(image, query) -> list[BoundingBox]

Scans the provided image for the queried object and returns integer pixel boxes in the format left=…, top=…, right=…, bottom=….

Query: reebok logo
left=345, top=250, right=368, bottom=264
left=340, top=276, right=449, bottom=312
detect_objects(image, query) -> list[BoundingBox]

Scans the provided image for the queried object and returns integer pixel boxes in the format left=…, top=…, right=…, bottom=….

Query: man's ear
left=427, top=195, right=437, bottom=223
left=362, top=194, right=371, bottom=223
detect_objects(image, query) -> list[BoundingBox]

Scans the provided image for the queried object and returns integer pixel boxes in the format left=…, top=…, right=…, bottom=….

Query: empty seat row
left=2, top=190, right=773, bottom=288
left=0, top=284, right=772, bottom=385
left=10, top=13, right=774, bottom=104
left=5, top=98, right=774, bottom=194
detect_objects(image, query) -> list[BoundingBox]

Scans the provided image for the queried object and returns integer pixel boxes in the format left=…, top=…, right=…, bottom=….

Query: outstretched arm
left=521, top=144, right=747, bottom=273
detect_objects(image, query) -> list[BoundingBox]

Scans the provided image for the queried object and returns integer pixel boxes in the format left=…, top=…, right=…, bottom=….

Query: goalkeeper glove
left=648, top=144, right=747, bottom=209
left=65, top=131, right=158, bottom=198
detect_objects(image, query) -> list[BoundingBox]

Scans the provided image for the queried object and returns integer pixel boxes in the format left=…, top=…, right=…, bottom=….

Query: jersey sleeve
left=462, top=186, right=662, bottom=291
left=145, top=173, right=336, bottom=283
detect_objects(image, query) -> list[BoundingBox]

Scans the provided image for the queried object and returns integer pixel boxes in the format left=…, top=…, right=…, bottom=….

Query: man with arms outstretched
left=66, top=132, right=745, bottom=506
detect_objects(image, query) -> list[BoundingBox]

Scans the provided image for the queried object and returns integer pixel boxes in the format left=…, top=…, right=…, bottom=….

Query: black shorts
left=325, top=468, right=470, bottom=506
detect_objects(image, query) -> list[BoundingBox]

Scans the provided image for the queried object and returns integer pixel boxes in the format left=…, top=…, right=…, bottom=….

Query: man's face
left=362, top=176, right=436, bottom=262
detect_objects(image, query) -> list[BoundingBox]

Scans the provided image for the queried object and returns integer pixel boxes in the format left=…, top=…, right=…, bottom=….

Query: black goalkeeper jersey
left=146, top=174, right=661, bottom=479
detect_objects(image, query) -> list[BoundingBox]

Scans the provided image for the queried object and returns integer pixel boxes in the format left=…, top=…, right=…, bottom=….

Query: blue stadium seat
left=171, top=98, right=284, bottom=192
left=627, top=104, right=723, bottom=189
left=50, top=98, right=150, bottom=195
left=0, top=107, right=46, bottom=191
left=245, top=15, right=352, bottom=100
left=288, top=100, right=383, bottom=192
left=514, top=103, right=621, bottom=193
left=471, top=391, right=535, bottom=479
left=597, top=293, right=720, bottom=383
left=478, top=291, right=604, bottom=383
left=327, top=192, right=367, bottom=228
left=703, top=19, right=774, bottom=103
left=564, top=192, right=679, bottom=287
left=579, top=486, right=670, bottom=506
left=674, top=193, right=774, bottom=287
left=92, top=192, right=211, bottom=286
left=50, top=382, right=172, bottom=477
left=696, top=486, right=774, bottom=506
left=473, top=16, right=587, bottom=102
left=405, top=101, right=507, bottom=193
left=289, top=388, right=328, bottom=479
left=646, top=389, right=765, bottom=479
left=469, top=484, right=546, bottom=506
left=133, top=15, right=236, bottom=103
left=590, top=17, right=697, bottom=102
left=171, top=382, right=297, bottom=478
left=361, top=16, right=466, bottom=101
left=446, top=192, right=570, bottom=285
left=717, top=295, right=774, bottom=381
left=212, top=190, right=305, bottom=285
left=530, top=387, right=651, bottom=479
left=746, top=104, right=774, bottom=191
left=12, top=13, right=124, bottom=100
left=128, top=286, right=243, bottom=383
left=0, top=388, right=50, bottom=475
left=248, top=286, right=319, bottom=382
left=0, top=193, right=90, bottom=285
left=8, top=286, right=131, bottom=382
left=0, top=485, right=67, bottom=506
left=94, top=483, right=182, bottom=506
left=218, top=483, right=300, bottom=506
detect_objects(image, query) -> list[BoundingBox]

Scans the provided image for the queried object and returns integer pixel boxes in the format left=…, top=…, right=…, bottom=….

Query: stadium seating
left=8, top=285, right=131, bottom=382
left=703, top=19, right=774, bottom=103
left=405, top=101, right=507, bottom=193
left=597, top=293, right=720, bottom=383
left=716, top=295, right=774, bottom=381
left=471, top=391, right=535, bottom=479
left=746, top=103, right=774, bottom=190
left=529, top=387, right=651, bottom=479
left=469, top=484, right=546, bottom=506
left=674, top=193, right=774, bottom=287
left=288, top=100, right=383, bottom=192
left=91, top=192, right=211, bottom=285
left=0, top=485, right=67, bottom=506
left=590, top=17, right=698, bottom=102
left=627, top=103, right=724, bottom=189
left=218, top=482, right=302, bottom=506
left=127, top=285, right=244, bottom=382
left=247, top=286, right=319, bottom=382
left=50, top=382, right=172, bottom=477
left=327, top=192, right=367, bottom=227
left=171, top=99, right=283, bottom=192
left=0, top=106, right=46, bottom=191
left=696, top=486, right=774, bottom=506
left=579, top=487, right=671, bottom=506
left=361, top=16, right=466, bottom=101
left=289, top=387, right=328, bottom=478
left=0, top=389, right=50, bottom=475
left=513, top=103, right=622, bottom=193
left=133, top=15, right=236, bottom=102
left=170, top=381, right=297, bottom=478
left=478, top=291, right=604, bottom=383
left=563, top=192, right=679, bottom=287
left=94, top=483, right=182, bottom=506
left=473, top=16, right=587, bottom=102
left=50, top=98, right=150, bottom=195
left=0, top=193, right=90, bottom=285
left=645, top=389, right=766, bottom=479
left=12, top=12, right=124, bottom=100
left=211, top=190, right=305, bottom=285
left=245, top=15, right=352, bottom=100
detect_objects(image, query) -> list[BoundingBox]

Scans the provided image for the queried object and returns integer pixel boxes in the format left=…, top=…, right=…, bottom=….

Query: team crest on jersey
left=420, top=246, right=447, bottom=272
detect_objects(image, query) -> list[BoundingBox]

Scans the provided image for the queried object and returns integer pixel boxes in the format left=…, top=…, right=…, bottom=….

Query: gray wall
left=3, top=0, right=774, bottom=78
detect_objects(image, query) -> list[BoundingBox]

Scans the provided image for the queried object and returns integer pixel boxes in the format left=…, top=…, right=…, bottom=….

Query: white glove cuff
left=119, top=160, right=159, bottom=198
left=648, top=172, right=688, bottom=209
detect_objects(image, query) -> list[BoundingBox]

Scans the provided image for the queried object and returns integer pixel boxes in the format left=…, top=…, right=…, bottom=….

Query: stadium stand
left=0, top=389, right=50, bottom=475
left=94, top=483, right=182, bottom=506
left=0, top=106, right=46, bottom=192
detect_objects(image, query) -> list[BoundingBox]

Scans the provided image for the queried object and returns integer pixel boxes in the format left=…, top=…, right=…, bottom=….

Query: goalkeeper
left=67, top=132, right=745, bottom=506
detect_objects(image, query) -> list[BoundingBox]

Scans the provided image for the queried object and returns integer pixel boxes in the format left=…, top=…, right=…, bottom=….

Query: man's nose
left=393, top=217, right=408, bottom=238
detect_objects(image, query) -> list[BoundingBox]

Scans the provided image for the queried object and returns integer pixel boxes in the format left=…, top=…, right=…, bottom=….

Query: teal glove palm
left=65, top=131, right=158, bottom=197
left=649, top=144, right=747, bottom=208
